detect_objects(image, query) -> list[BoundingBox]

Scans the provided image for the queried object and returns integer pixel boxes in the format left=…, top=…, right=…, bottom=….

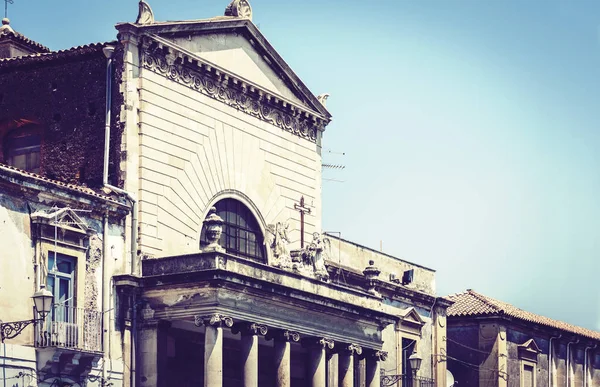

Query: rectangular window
left=523, top=364, right=534, bottom=387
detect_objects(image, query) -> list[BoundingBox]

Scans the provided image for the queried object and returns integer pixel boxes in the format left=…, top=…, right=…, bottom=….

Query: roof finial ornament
left=224, top=0, right=252, bottom=21
left=0, top=17, right=13, bottom=34
left=135, top=0, right=154, bottom=25
left=317, top=93, right=330, bottom=108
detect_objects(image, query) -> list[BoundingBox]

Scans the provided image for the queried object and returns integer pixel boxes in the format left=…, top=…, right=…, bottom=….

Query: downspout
left=102, top=214, right=109, bottom=385
left=583, top=344, right=596, bottom=387
left=102, top=44, right=139, bottom=276
left=102, top=43, right=139, bottom=387
left=566, top=339, right=579, bottom=387
left=549, top=335, right=561, bottom=387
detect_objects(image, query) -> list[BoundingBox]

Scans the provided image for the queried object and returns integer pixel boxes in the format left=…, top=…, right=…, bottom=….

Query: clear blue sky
left=8, top=0, right=599, bottom=331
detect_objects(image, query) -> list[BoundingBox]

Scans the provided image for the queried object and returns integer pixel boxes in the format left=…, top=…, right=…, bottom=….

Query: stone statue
left=317, top=93, right=330, bottom=108
left=224, top=0, right=253, bottom=20
left=266, top=222, right=292, bottom=268
left=136, top=0, right=155, bottom=25
left=307, top=232, right=330, bottom=281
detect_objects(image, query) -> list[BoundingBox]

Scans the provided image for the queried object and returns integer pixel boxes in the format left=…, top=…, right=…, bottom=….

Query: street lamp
left=0, top=285, right=54, bottom=342
left=409, top=349, right=423, bottom=387
left=409, top=350, right=423, bottom=374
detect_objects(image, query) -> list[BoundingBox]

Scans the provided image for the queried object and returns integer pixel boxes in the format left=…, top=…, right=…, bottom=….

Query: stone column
left=366, top=350, right=387, bottom=387
left=270, top=330, right=301, bottom=387
left=304, top=338, right=335, bottom=387
left=328, top=350, right=339, bottom=387
left=196, top=314, right=233, bottom=387
left=340, top=344, right=362, bottom=387
left=235, top=323, right=268, bottom=387
left=139, top=320, right=170, bottom=387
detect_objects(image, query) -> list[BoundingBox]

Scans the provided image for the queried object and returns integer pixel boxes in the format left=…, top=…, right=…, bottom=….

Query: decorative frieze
left=141, top=42, right=324, bottom=143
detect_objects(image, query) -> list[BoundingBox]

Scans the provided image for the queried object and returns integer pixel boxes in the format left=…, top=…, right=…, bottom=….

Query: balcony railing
left=381, top=372, right=436, bottom=387
left=35, top=305, right=103, bottom=353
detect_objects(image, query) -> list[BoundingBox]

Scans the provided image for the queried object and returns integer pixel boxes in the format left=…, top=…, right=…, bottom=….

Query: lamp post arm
left=0, top=319, right=40, bottom=343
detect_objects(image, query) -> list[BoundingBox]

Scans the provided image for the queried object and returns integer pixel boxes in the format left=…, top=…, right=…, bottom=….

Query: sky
left=7, top=0, right=600, bottom=331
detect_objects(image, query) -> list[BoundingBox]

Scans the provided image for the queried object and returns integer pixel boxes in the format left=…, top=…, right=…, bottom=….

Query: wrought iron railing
left=35, top=304, right=103, bottom=352
left=381, top=372, right=436, bottom=387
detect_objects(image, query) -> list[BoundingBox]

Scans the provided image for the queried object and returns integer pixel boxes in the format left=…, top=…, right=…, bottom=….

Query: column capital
left=266, top=329, right=301, bottom=343
left=194, top=313, right=234, bottom=328
left=340, top=343, right=363, bottom=355
left=303, top=337, right=335, bottom=350
left=232, top=322, right=268, bottom=336
left=371, top=350, right=388, bottom=362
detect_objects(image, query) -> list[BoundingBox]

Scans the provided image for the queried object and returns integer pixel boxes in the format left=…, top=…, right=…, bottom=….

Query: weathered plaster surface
left=0, top=203, right=35, bottom=345
left=326, top=235, right=436, bottom=295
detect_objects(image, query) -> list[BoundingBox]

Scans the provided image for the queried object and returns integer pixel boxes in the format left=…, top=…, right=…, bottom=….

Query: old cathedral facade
left=0, top=1, right=450, bottom=386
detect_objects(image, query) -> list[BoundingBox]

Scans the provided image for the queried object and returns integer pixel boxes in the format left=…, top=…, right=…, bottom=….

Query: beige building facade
left=0, top=1, right=451, bottom=386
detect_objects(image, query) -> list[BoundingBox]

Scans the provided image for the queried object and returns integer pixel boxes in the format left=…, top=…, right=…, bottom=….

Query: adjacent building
left=446, top=290, right=600, bottom=387
left=0, top=1, right=451, bottom=386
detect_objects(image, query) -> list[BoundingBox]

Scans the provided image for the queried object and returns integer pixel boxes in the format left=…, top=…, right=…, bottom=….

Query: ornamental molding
left=140, top=36, right=326, bottom=143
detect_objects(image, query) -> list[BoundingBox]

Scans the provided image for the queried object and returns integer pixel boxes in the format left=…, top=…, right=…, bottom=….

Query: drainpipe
left=566, top=339, right=579, bottom=387
left=102, top=44, right=139, bottom=277
left=549, top=335, right=562, bottom=387
left=102, top=213, right=109, bottom=385
left=583, top=344, right=597, bottom=387
left=103, top=43, right=139, bottom=387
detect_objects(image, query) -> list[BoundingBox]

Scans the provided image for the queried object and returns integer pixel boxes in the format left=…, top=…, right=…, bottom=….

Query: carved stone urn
left=203, top=207, right=225, bottom=253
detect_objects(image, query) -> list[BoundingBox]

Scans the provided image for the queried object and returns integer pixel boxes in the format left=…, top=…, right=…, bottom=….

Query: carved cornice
left=140, top=37, right=325, bottom=143
left=194, top=313, right=234, bottom=328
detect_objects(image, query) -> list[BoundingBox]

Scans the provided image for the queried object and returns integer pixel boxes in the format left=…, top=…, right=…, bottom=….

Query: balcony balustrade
left=35, top=304, right=103, bottom=353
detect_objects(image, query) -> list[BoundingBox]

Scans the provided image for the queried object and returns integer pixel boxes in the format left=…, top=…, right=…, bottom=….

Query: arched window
left=201, top=198, right=266, bottom=262
left=2, top=123, right=42, bottom=173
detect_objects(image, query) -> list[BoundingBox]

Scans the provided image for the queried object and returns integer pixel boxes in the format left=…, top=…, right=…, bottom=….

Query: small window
left=4, top=129, right=41, bottom=173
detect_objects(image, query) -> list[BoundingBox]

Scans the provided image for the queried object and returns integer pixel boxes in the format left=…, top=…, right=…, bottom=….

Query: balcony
left=35, top=305, right=103, bottom=353
left=381, top=372, right=435, bottom=387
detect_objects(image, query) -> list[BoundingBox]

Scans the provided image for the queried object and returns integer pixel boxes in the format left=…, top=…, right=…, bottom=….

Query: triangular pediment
left=117, top=19, right=331, bottom=120
left=402, top=307, right=425, bottom=326
left=31, top=207, right=89, bottom=234
left=518, top=338, right=541, bottom=353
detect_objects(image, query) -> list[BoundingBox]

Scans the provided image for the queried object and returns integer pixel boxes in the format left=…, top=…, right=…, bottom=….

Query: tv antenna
left=4, top=0, right=13, bottom=19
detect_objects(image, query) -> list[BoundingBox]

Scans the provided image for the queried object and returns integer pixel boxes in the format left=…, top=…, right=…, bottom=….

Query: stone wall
left=135, top=69, right=322, bottom=258
left=0, top=46, right=123, bottom=187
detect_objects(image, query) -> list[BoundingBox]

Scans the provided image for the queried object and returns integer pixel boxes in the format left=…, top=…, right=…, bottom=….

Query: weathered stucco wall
left=448, top=320, right=600, bottom=387
left=0, top=198, right=35, bottom=345
left=135, top=69, right=322, bottom=258
left=0, top=45, right=123, bottom=187
left=326, top=235, right=436, bottom=295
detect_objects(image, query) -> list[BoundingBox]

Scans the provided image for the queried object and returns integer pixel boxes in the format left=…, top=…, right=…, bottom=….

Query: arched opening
left=200, top=198, right=266, bottom=263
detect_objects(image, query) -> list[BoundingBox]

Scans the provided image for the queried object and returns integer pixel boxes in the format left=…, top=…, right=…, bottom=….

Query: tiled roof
left=0, top=42, right=111, bottom=68
left=446, top=290, right=600, bottom=341
left=0, top=162, right=128, bottom=207
left=0, top=21, right=51, bottom=53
